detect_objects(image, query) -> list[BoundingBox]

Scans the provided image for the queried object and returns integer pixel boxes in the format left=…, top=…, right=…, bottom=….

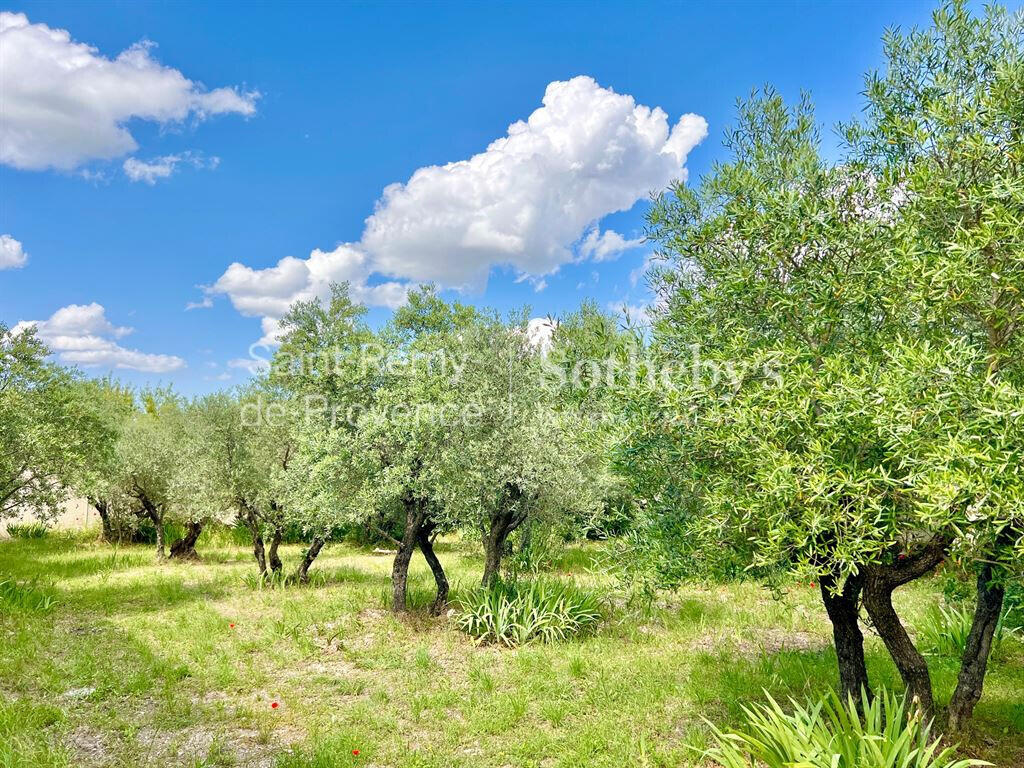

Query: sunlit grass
left=0, top=530, right=1020, bottom=767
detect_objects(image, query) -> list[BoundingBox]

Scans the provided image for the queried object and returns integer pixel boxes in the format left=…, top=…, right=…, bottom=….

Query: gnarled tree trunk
left=91, top=498, right=117, bottom=543
left=418, top=522, right=449, bottom=615
left=238, top=508, right=267, bottom=575
left=267, top=528, right=283, bottom=573
left=481, top=484, right=528, bottom=586
left=169, top=520, right=203, bottom=560
left=137, top=493, right=166, bottom=559
left=392, top=494, right=427, bottom=612
left=863, top=536, right=948, bottom=718
left=819, top=572, right=870, bottom=703
left=948, top=563, right=1006, bottom=731
left=294, top=537, right=326, bottom=584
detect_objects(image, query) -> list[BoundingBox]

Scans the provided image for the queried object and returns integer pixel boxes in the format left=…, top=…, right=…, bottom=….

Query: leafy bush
left=0, top=577, right=56, bottom=613
left=704, top=688, right=990, bottom=768
left=5, top=522, right=49, bottom=539
left=455, top=578, right=602, bottom=647
left=918, top=602, right=1020, bottom=659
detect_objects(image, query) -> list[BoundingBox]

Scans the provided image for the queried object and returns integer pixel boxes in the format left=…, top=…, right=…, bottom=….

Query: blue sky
left=0, top=0, right=989, bottom=393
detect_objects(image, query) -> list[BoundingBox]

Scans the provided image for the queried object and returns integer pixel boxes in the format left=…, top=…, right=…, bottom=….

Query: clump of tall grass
left=704, top=688, right=989, bottom=768
left=455, top=578, right=602, bottom=647
left=918, top=602, right=1020, bottom=659
left=5, top=522, right=49, bottom=539
left=242, top=569, right=327, bottom=590
left=0, top=577, right=57, bottom=613
left=0, top=697, right=68, bottom=767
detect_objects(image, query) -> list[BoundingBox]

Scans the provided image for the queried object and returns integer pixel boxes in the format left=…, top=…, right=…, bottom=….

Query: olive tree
left=64, top=378, right=137, bottom=543
left=283, top=285, right=482, bottom=613
left=627, top=2, right=1022, bottom=725
left=543, top=301, right=638, bottom=539
left=106, top=390, right=213, bottom=560
left=844, top=0, right=1024, bottom=726
left=353, top=287, right=478, bottom=613
left=628, top=88, right=901, bottom=703
left=270, top=283, right=377, bottom=581
left=442, top=314, right=604, bottom=585
left=0, top=324, right=102, bottom=524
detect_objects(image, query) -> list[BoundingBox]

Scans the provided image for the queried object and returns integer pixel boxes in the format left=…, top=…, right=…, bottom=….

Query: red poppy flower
left=229, top=623, right=235, bottom=628
left=271, top=701, right=279, bottom=709
left=352, top=749, right=360, bottom=756
left=810, top=582, right=816, bottom=588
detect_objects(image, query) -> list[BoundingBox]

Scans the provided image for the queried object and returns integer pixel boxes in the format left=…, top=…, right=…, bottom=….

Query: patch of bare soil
left=66, top=725, right=110, bottom=766
left=65, top=706, right=302, bottom=768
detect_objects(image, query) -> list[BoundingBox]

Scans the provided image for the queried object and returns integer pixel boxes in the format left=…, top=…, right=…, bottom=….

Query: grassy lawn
left=1, top=531, right=1021, bottom=768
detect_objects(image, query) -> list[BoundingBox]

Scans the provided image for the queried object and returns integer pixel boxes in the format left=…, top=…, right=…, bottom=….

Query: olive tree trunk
left=392, top=495, right=428, bottom=612
left=819, top=572, right=870, bottom=703
left=90, top=498, right=117, bottom=543
left=294, top=537, right=326, bottom=584
left=863, top=537, right=948, bottom=718
left=481, top=484, right=528, bottom=586
left=169, top=520, right=203, bottom=560
left=948, top=563, right=1006, bottom=731
left=418, top=522, right=449, bottom=615
left=137, top=494, right=166, bottom=559
left=238, top=508, right=268, bottom=574
left=267, top=528, right=283, bottom=573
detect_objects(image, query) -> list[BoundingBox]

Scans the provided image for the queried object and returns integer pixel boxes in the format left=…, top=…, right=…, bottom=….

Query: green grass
left=0, top=531, right=1020, bottom=767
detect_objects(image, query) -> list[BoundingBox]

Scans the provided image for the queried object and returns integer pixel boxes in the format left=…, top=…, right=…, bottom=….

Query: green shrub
left=704, top=688, right=989, bottom=768
left=918, top=602, right=1020, bottom=659
left=455, top=578, right=602, bottom=647
left=5, top=522, right=49, bottom=539
left=0, top=577, right=56, bottom=614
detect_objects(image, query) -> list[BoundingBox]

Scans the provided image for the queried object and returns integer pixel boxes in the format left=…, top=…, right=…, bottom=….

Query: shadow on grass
left=58, top=575, right=233, bottom=618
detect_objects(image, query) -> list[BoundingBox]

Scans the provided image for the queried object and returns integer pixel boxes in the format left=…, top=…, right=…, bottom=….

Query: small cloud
left=123, top=151, right=219, bottom=185
left=577, top=227, right=644, bottom=262
left=228, top=357, right=269, bottom=375
left=630, top=253, right=655, bottom=288
left=524, top=317, right=558, bottom=354
left=0, top=234, right=28, bottom=269
left=185, top=296, right=214, bottom=310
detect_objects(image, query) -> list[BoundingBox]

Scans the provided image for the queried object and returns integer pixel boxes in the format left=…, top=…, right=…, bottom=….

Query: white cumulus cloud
left=207, top=76, right=705, bottom=345
left=13, top=303, right=185, bottom=372
left=362, top=76, right=705, bottom=287
left=0, top=234, right=28, bottom=269
left=0, top=12, right=258, bottom=171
